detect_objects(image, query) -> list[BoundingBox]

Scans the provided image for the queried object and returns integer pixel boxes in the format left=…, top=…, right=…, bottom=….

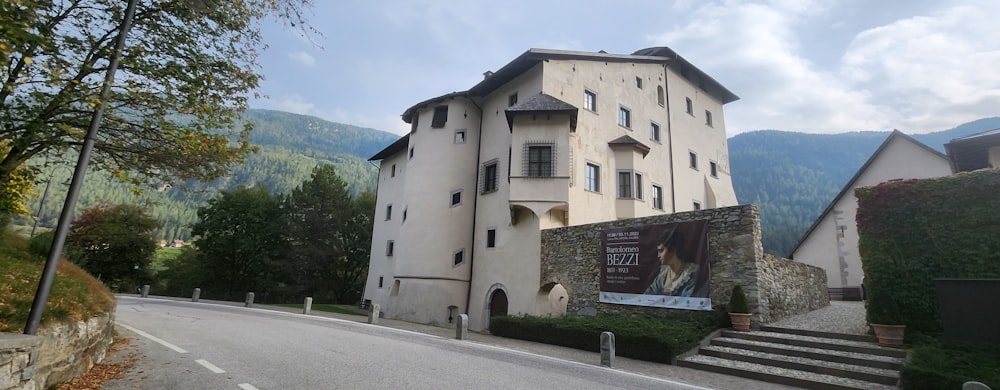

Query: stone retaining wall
left=540, top=204, right=828, bottom=324
left=0, top=312, right=115, bottom=390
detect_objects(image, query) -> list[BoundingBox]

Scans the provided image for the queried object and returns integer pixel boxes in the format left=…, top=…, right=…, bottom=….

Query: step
left=699, top=345, right=899, bottom=385
left=711, top=337, right=905, bottom=370
left=679, top=354, right=898, bottom=390
left=760, top=325, right=876, bottom=343
left=720, top=330, right=907, bottom=358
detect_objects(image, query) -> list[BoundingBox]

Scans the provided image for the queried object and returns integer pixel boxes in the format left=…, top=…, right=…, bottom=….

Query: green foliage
left=66, top=204, right=160, bottom=292
left=489, top=311, right=729, bottom=364
left=152, top=248, right=208, bottom=298
left=0, top=140, right=34, bottom=217
left=728, top=285, right=749, bottom=314
left=900, top=338, right=1000, bottom=389
left=191, top=186, right=290, bottom=300
left=28, top=231, right=54, bottom=257
left=0, top=228, right=115, bottom=333
left=856, top=169, right=1000, bottom=336
left=0, top=0, right=315, bottom=189
left=12, top=109, right=391, bottom=242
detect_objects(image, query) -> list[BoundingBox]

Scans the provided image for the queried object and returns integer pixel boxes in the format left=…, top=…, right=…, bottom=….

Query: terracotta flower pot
left=730, top=313, right=752, bottom=331
left=871, top=323, right=906, bottom=347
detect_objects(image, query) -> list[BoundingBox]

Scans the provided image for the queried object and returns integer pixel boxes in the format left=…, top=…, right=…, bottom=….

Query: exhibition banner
left=599, top=220, right=711, bottom=310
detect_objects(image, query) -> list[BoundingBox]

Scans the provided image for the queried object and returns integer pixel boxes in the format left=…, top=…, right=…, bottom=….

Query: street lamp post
left=23, top=0, right=139, bottom=335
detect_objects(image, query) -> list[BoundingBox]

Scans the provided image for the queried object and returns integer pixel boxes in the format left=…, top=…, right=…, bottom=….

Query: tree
left=283, top=165, right=359, bottom=302
left=0, top=0, right=314, bottom=188
left=0, top=140, right=34, bottom=224
left=65, top=203, right=159, bottom=290
left=191, top=186, right=288, bottom=300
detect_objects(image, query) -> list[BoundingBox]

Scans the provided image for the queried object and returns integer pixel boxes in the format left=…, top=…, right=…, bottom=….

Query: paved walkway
left=115, top=295, right=869, bottom=389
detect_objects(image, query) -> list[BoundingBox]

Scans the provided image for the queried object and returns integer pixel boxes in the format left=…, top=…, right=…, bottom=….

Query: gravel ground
left=767, top=301, right=869, bottom=335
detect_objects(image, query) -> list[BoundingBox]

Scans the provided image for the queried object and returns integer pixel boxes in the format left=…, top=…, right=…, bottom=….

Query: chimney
left=483, top=70, right=494, bottom=79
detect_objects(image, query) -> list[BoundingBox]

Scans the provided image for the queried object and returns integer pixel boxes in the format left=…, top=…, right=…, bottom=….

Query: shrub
left=28, top=231, right=55, bottom=257
left=900, top=338, right=1000, bottom=389
left=728, top=285, right=749, bottom=313
left=490, top=310, right=728, bottom=364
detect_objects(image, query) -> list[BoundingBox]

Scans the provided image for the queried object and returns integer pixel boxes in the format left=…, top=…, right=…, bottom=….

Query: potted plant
left=728, top=285, right=752, bottom=331
left=868, top=295, right=905, bottom=347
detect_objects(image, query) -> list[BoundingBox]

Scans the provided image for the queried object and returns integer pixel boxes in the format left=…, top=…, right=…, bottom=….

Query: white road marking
left=116, top=323, right=188, bottom=354
left=238, top=384, right=259, bottom=390
left=195, top=359, right=226, bottom=374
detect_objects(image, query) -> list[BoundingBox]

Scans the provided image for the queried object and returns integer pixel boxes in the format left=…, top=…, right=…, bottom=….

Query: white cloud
left=840, top=3, right=1000, bottom=132
left=647, top=0, right=1000, bottom=134
left=288, top=51, right=316, bottom=67
left=262, top=95, right=316, bottom=116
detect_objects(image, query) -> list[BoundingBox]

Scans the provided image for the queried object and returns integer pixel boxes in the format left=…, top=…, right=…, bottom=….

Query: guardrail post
left=368, top=304, right=380, bottom=324
left=600, top=331, right=615, bottom=368
left=303, top=297, right=312, bottom=314
left=245, top=292, right=255, bottom=307
left=455, top=314, right=469, bottom=340
left=140, top=285, right=149, bottom=298
left=191, top=288, right=200, bottom=302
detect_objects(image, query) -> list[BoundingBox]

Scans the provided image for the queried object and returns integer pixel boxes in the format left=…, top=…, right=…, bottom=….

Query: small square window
left=685, top=98, right=693, bottom=115
left=431, top=106, right=448, bottom=128
left=585, top=163, right=600, bottom=192
left=409, top=147, right=414, bottom=159
left=386, top=240, right=394, bottom=256
left=693, top=201, right=702, bottom=210
left=390, top=164, right=396, bottom=177
left=650, top=122, right=660, bottom=142
left=379, top=276, right=384, bottom=288
left=689, top=152, right=698, bottom=170
left=450, top=190, right=462, bottom=207
left=508, top=93, right=518, bottom=107
left=635, top=77, right=643, bottom=89
left=455, top=130, right=466, bottom=144
left=385, top=204, right=392, bottom=220
left=487, top=229, right=496, bottom=248
left=710, top=161, right=718, bottom=178
left=584, top=90, right=597, bottom=112
left=618, top=107, right=631, bottom=128
left=652, top=185, right=664, bottom=210
left=403, top=207, right=407, bottom=222
left=705, top=110, right=713, bottom=127
left=453, top=250, right=464, bottom=266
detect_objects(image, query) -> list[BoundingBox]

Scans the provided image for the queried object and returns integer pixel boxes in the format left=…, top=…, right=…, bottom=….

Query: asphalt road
left=106, top=297, right=717, bottom=390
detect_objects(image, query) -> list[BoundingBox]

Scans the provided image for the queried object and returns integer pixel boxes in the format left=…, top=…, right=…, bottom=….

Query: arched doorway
left=489, top=289, right=508, bottom=318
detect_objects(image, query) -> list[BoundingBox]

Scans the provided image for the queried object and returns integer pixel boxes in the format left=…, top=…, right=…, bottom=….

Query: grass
left=0, top=228, right=115, bottom=333
left=272, top=303, right=367, bottom=316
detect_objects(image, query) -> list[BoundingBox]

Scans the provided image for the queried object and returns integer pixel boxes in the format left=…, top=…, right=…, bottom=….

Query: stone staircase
left=677, top=326, right=907, bottom=389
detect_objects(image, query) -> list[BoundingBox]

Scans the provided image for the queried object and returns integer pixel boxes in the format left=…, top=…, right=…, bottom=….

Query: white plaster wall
left=792, top=137, right=952, bottom=288
left=989, top=145, right=1000, bottom=168
left=664, top=62, right=737, bottom=211
left=363, top=152, right=405, bottom=309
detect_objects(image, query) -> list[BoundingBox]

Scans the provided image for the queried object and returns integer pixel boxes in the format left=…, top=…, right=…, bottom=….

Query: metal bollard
left=303, top=297, right=313, bottom=314
left=600, top=331, right=616, bottom=368
left=368, top=304, right=380, bottom=324
left=455, top=314, right=469, bottom=340
left=192, top=288, right=201, bottom=302
left=245, top=292, right=255, bottom=307
left=140, top=285, right=150, bottom=298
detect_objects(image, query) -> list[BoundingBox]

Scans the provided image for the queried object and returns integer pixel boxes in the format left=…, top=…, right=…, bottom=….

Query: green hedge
left=900, top=338, right=1000, bottom=389
left=856, top=169, right=1000, bottom=335
left=489, top=310, right=729, bottom=364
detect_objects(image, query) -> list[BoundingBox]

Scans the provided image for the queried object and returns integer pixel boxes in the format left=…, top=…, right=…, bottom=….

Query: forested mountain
left=731, top=117, right=1000, bottom=256
left=15, top=110, right=400, bottom=241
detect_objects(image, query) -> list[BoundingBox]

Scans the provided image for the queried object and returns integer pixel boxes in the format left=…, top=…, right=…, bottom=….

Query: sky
left=251, top=0, right=1000, bottom=136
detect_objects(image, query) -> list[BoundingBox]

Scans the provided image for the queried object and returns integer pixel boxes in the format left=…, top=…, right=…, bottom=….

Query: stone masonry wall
left=0, top=312, right=115, bottom=390
left=540, top=204, right=827, bottom=324
left=0, top=334, right=40, bottom=390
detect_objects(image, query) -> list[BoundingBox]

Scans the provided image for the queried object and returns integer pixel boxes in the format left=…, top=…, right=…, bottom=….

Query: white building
left=363, top=47, right=740, bottom=331
left=788, top=130, right=952, bottom=298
